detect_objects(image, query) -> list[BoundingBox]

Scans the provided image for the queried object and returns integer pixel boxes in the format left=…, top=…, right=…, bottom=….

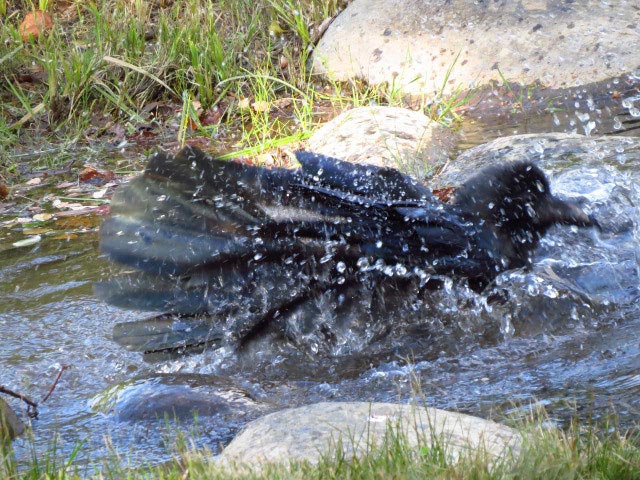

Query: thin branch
left=0, top=364, right=71, bottom=420
left=42, top=364, right=71, bottom=403
left=0, top=385, right=39, bottom=419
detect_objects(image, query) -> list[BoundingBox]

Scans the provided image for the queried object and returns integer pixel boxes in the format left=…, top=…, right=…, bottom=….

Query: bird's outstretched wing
left=96, top=147, right=477, bottom=352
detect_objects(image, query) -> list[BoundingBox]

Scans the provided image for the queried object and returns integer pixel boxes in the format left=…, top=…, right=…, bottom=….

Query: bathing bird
left=96, top=146, right=597, bottom=353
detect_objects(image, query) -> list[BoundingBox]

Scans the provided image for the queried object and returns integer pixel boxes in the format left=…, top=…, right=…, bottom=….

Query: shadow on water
left=2, top=135, right=640, bottom=467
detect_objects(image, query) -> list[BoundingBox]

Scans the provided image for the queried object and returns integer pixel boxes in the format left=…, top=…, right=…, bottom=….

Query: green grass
left=2, top=407, right=639, bottom=479
left=0, top=0, right=474, bottom=182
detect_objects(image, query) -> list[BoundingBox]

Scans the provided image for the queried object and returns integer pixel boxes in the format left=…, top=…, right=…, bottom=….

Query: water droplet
left=320, top=254, right=333, bottom=264
left=253, top=253, right=263, bottom=261
left=394, top=264, right=407, bottom=276
left=576, top=111, right=590, bottom=123
left=583, top=121, right=596, bottom=136
left=612, top=117, right=622, bottom=130
left=336, top=261, right=346, bottom=273
left=501, top=314, right=515, bottom=336
left=356, top=257, right=370, bottom=270
left=376, top=240, right=383, bottom=248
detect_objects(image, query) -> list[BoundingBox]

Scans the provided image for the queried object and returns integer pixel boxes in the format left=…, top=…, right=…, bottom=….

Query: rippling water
left=1, top=135, right=639, bottom=467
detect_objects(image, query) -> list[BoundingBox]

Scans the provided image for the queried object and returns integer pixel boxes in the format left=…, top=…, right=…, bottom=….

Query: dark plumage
left=96, top=146, right=597, bottom=353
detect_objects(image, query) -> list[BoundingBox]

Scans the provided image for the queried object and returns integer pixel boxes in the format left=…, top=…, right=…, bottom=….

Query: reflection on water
left=1, top=136, right=640, bottom=467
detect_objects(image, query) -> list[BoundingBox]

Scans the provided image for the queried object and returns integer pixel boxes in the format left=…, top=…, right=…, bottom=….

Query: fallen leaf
left=25, top=177, right=42, bottom=186
left=269, top=20, right=284, bottom=36
left=252, top=100, right=270, bottom=113
left=0, top=184, right=8, bottom=200
left=433, top=186, right=456, bottom=203
left=272, top=98, right=293, bottom=109
left=79, top=166, right=115, bottom=184
left=32, top=213, right=54, bottom=222
left=200, top=108, right=223, bottom=126
left=19, top=10, right=53, bottom=42
left=12, top=235, right=42, bottom=248
left=52, top=199, right=84, bottom=210
left=238, top=98, right=251, bottom=110
left=255, top=152, right=276, bottom=166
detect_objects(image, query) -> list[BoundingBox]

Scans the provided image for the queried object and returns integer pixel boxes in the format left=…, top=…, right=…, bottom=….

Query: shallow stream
left=1, top=133, right=639, bottom=468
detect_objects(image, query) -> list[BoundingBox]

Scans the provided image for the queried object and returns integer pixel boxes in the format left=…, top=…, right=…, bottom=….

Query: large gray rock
left=313, top=0, right=640, bottom=96
left=307, top=106, right=456, bottom=177
left=218, top=402, right=521, bottom=467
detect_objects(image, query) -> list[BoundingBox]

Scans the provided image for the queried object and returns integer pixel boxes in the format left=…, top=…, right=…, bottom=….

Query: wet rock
left=313, top=0, right=640, bottom=96
left=0, top=397, right=26, bottom=441
left=434, top=132, right=640, bottom=187
left=307, top=106, right=456, bottom=177
left=92, top=375, right=262, bottom=423
left=218, top=402, right=520, bottom=467
left=458, top=74, right=640, bottom=142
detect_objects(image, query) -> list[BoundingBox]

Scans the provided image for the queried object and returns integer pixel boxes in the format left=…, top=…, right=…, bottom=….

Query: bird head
left=452, top=161, right=599, bottom=268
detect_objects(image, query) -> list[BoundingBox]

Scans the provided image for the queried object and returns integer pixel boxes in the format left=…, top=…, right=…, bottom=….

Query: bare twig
left=0, top=364, right=72, bottom=420
left=0, top=385, right=39, bottom=419
left=42, top=364, right=71, bottom=403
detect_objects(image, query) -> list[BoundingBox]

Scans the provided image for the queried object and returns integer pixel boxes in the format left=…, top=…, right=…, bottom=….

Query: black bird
left=96, top=146, right=597, bottom=353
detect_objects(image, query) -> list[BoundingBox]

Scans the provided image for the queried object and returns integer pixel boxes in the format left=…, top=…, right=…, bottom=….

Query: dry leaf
left=272, top=98, right=292, bottom=109
left=251, top=100, right=270, bottom=113
left=433, top=186, right=456, bottom=203
left=19, top=10, right=53, bottom=42
left=12, top=235, right=42, bottom=248
left=79, top=166, right=115, bottom=184
left=25, top=177, right=42, bottom=186
left=200, top=108, right=223, bottom=126
left=32, top=213, right=54, bottom=222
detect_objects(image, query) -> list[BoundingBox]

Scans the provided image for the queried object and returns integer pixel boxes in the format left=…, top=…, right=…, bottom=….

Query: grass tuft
left=1, top=0, right=475, bottom=181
